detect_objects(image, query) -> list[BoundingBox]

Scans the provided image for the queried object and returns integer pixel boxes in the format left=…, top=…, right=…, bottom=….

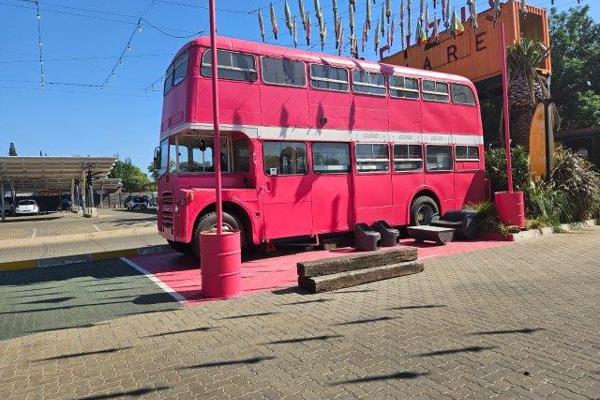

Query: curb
left=0, top=244, right=171, bottom=272
left=480, top=219, right=599, bottom=242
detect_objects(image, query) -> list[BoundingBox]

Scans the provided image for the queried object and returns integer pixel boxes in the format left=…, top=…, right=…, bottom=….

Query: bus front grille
left=162, top=210, right=173, bottom=228
left=161, top=191, right=173, bottom=204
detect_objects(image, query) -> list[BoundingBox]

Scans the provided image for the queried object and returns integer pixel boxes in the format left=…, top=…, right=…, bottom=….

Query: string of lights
left=34, top=0, right=45, bottom=88
left=99, top=18, right=143, bottom=90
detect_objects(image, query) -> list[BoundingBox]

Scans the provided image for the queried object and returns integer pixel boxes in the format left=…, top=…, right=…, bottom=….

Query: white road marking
left=31, top=228, right=37, bottom=238
left=92, top=224, right=101, bottom=232
left=120, top=257, right=187, bottom=305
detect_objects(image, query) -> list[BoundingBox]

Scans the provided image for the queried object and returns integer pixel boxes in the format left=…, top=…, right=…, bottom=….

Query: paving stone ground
left=0, top=229, right=599, bottom=399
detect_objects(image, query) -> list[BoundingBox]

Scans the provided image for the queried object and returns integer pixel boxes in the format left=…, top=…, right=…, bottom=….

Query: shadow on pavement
left=416, top=345, right=496, bottom=357
left=388, top=305, right=447, bottom=310
left=77, top=386, right=170, bottom=400
left=267, top=335, right=343, bottom=345
left=335, top=316, right=394, bottom=325
left=469, top=328, right=543, bottom=335
left=219, top=312, right=278, bottom=320
left=144, top=327, right=213, bottom=338
left=35, top=347, right=133, bottom=362
left=178, top=356, right=275, bottom=370
left=331, top=371, right=429, bottom=385
left=281, top=298, right=333, bottom=306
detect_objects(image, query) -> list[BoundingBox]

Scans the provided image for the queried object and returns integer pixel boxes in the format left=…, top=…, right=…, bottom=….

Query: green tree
left=147, top=162, right=160, bottom=182
left=8, top=143, right=16, bottom=156
left=109, top=158, right=154, bottom=193
left=550, top=5, right=600, bottom=131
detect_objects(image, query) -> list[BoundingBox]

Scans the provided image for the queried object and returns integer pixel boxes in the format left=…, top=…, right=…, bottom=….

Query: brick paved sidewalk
left=0, top=229, right=599, bottom=399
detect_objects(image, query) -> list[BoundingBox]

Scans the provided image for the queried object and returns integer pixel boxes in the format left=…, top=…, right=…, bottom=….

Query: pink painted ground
left=126, top=239, right=511, bottom=306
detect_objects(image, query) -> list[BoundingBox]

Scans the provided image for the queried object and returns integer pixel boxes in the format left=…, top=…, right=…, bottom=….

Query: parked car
left=15, top=199, right=39, bottom=215
left=126, top=196, right=150, bottom=211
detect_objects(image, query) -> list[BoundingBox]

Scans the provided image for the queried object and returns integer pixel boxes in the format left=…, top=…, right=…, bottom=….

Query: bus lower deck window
left=356, top=143, right=389, bottom=172
left=313, top=143, right=350, bottom=173
left=394, top=144, right=423, bottom=172
left=263, top=141, right=307, bottom=175
left=456, top=145, right=480, bottom=160
left=426, top=145, right=453, bottom=171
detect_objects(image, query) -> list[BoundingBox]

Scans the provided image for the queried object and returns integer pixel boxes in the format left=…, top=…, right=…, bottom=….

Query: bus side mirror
left=153, top=147, right=160, bottom=169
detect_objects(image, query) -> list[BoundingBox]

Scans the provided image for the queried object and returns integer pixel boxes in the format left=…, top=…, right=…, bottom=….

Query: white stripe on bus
left=160, top=122, right=483, bottom=146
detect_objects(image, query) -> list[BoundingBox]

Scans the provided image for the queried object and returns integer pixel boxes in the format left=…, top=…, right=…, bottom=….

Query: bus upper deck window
left=310, top=64, right=349, bottom=92
left=201, top=49, right=257, bottom=82
left=451, top=84, right=476, bottom=106
left=389, top=76, right=419, bottom=99
left=422, top=80, right=450, bottom=102
left=352, top=70, right=386, bottom=96
left=262, top=57, right=306, bottom=87
left=172, top=51, right=189, bottom=86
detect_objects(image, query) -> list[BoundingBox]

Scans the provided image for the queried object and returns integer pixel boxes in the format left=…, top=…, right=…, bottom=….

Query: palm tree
left=507, top=37, right=550, bottom=148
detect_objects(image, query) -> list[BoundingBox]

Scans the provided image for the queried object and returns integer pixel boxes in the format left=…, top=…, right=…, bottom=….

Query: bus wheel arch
left=191, top=202, right=252, bottom=259
left=409, top=190, right=440, bottom=226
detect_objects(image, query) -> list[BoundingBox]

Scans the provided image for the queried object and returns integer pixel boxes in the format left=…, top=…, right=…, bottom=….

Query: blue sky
left=1, top=0, right=597, bottom=174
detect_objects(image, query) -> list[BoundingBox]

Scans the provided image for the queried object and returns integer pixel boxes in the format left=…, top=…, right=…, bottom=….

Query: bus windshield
left=165, top=132, right=250, bottom=174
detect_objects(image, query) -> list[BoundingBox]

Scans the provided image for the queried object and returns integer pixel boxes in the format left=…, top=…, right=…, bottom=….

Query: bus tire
left=410, top=195, right=439, bottom=226
left=167, top=240, right=192, bottom=255
left=192, top=211, right=246, bottom=259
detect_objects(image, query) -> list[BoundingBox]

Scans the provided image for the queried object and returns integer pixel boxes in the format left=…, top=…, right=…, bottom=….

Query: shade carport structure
left=0, top=156, right=118, bottom=221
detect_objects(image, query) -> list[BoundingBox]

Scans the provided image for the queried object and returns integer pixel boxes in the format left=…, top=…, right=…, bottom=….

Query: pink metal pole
left=499, top=22, right=514, bottom=193
left=209, top=0, right=223, bottom=234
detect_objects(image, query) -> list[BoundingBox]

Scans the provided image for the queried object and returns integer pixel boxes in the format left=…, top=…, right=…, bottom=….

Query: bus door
left=258, top=141, right=313, bottom=240
left=310, top=142, right=352, bottom=234
left=352, top=143, right=394, bottom=225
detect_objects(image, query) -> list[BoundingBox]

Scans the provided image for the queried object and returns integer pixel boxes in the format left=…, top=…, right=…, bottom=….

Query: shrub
left=522, top=179, right=567, bottom=227
left=464, top=200, right=500, bottom=233
left=485, top=145, right=530, bottom=193
left=552, top=146, right=600, bottom=221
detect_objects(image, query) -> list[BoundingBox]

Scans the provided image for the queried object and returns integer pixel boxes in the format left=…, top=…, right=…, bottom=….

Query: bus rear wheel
left=192, top=211, right=246, bottom=260
left=410, top=195, right=439, bottom=226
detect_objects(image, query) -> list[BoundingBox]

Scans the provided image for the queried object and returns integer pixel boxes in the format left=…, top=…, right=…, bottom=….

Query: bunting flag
left=258, top=10, right=265, bottom=42
left=338, top=23, right=344, bottom=55
left=381, top=4, right=385, bottom=38
left=433, top=0, right=437, bottom=9
left=349, top=0, right=355, bottom=36
left=432, top=12, right=439, bottom=41
left=442, top=0, right=450, bottom=30
left=332, top=0, right=338, bottom=22
left=468, top=0, right=478, bottom=31
left=374, top=19, right=380, bottom=52
left=298, top=0, right=306, bottom=21
left=292, top=16, right=298, bottom=47
left=335, top=16, right=341, bottom=48
left=351, top=34, right=358, bottom=58
left=521, top=0, right=528, bottom=18
left=314, top=0, right=323, bottom=23
left=270, top=3, right=278, bottom=39
left=386, top=0, right=392, bottom=24
left=350, top=0, right=356, bottom=11
left=417, top=20, right=427, bottom=45
left=407, top=0, right=412, bottom=46
left=424, top=1, right=429, bottom=40
left=493, top=0, right=501, bottom=26
left=400, top=0, right=405, bottom=49
left=451, top=8, right=464, bottom=36
left=285, top=1, right=294, bottom=35
left=319, top=18, right=326, bottom=50
left=366, top=0, right=372, bottom=29
left=305, top=11, right=312, bottom=45
left=362, top=17, right=368, bottom=51
left=389, top=16, right=395, bottom=47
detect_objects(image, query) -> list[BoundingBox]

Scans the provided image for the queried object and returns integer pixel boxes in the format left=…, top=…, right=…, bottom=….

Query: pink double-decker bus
left=156, top=36, right=486, bottom=256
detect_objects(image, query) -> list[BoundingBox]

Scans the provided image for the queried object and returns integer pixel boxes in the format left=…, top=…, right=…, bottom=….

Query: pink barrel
left=495, top=191, right=526, bottom=229
left=200, top=231, right=242, bottom=298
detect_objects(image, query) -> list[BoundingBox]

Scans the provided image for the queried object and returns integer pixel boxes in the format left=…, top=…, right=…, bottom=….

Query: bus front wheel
left=192, top=211, right=246, bottom=259
left=410, top=196, right=439, bottom=226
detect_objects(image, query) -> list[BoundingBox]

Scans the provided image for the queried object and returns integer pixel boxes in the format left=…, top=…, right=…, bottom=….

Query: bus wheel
left=167, top=240, right=192, bottom=255
left=192, top=211, right=246, bottom=259
left=410, top=196, right=439, bottom=226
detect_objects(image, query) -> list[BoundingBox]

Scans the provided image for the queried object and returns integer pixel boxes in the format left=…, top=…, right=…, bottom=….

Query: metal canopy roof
left=0, top=156, right=118, bottom=193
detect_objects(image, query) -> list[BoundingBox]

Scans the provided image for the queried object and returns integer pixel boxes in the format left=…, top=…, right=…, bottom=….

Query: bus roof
left=173, top=36, right=474, bottom=85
